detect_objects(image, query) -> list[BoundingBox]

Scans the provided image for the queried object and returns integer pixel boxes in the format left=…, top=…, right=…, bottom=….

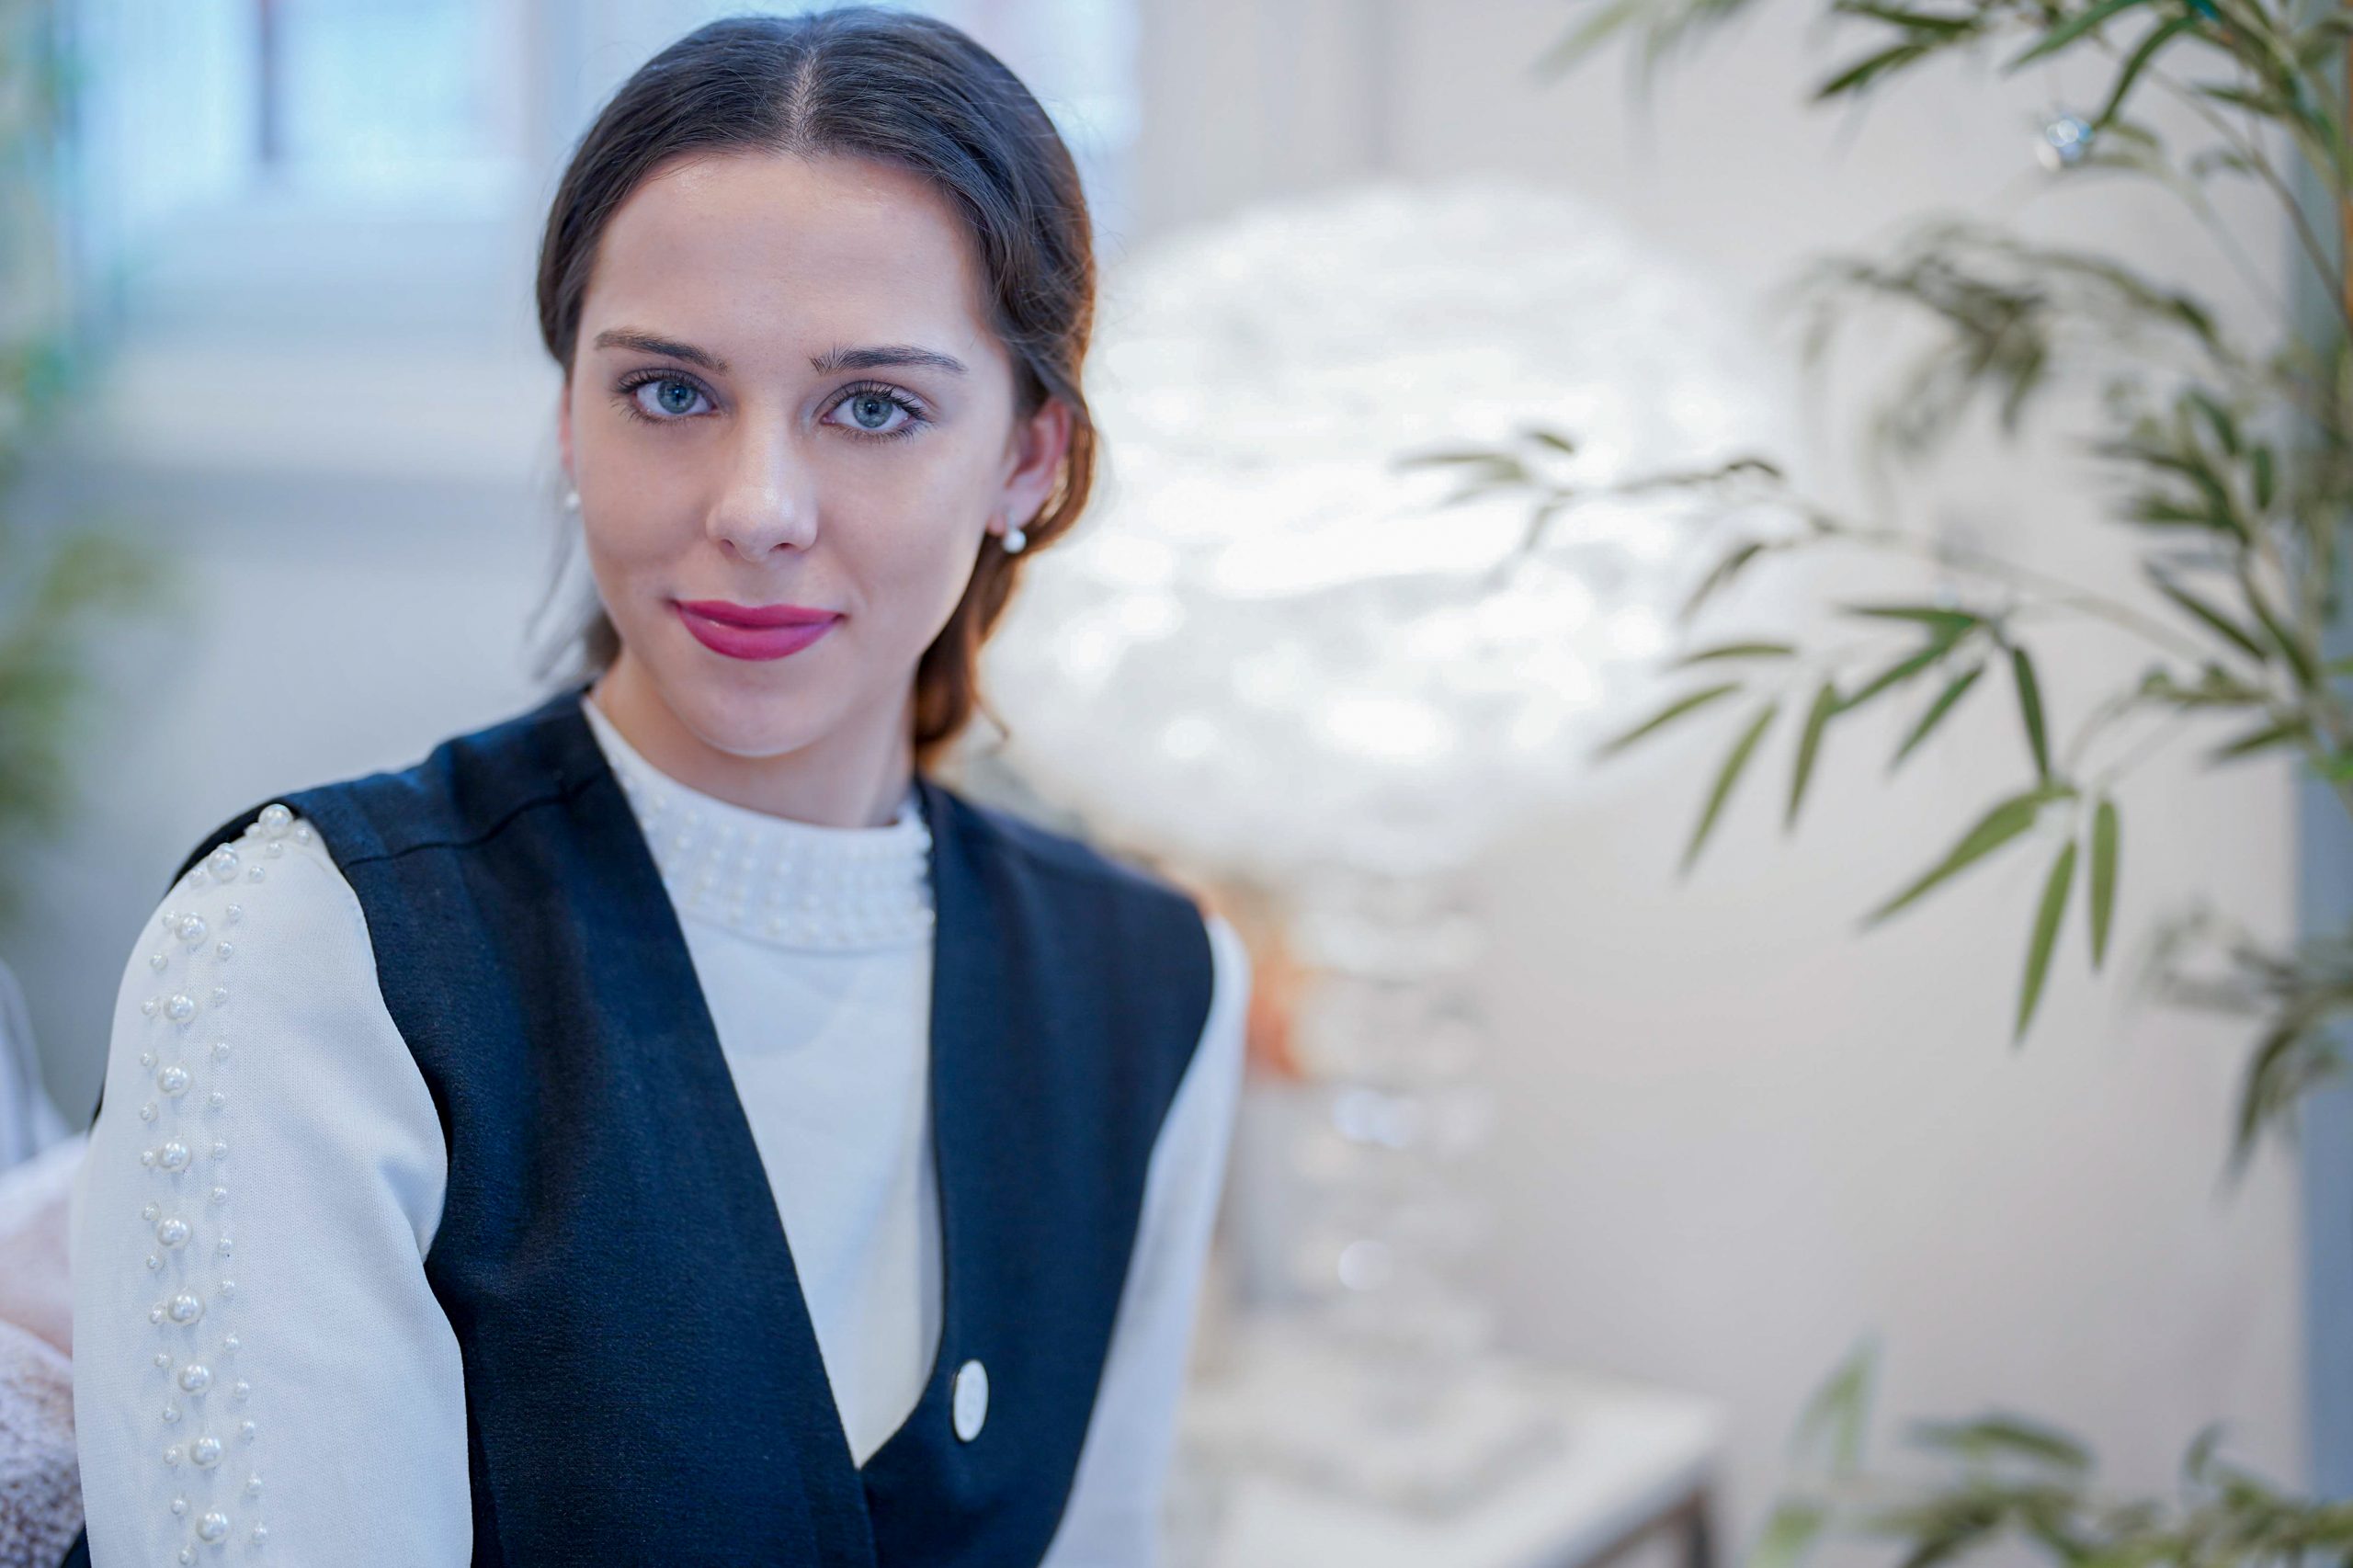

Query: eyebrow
left=591, top=328, right=968, bottom=378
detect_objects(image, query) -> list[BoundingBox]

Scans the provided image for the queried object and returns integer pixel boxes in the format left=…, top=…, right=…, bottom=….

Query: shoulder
left=933, top=778, right=1207, bottom=918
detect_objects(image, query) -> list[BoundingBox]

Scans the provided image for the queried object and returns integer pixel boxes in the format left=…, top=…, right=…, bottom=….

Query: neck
left=587, top=649, right=917, bottom=829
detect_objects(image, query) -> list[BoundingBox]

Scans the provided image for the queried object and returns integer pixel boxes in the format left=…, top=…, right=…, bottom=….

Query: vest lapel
left=548, top=689, right=883, bottom=1567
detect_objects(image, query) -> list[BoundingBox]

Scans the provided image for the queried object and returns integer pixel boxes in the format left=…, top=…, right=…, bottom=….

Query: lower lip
left=674, top=603, right=840, bottom=661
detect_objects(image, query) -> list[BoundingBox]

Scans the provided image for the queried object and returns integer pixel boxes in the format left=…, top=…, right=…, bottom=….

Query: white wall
left=1131, top=0, right=2304, bottom=1547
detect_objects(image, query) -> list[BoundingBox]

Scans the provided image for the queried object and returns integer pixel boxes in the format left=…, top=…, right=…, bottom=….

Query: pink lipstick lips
left=674, top=598, right=840, bottom=661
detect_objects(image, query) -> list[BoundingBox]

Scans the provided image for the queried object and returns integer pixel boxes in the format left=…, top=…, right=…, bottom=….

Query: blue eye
left=615, top=373, right=712, bottom=423
left=826, top=383, right=930, bottom=442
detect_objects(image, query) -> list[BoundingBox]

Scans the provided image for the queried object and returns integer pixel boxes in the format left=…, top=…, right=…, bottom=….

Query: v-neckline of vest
left=558, top=683, right=975, bottom=1536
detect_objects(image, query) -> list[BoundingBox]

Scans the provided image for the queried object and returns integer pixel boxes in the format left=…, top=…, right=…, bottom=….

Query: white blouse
left=70, top=695, right=1251, bottom=1567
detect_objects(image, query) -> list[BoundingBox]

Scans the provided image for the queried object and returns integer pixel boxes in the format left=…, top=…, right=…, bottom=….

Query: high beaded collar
left=577, top=694, right=936, bottom=952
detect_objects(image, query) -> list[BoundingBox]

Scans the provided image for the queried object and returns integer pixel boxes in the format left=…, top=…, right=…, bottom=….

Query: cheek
left=847, top=449, right=997, bottom=599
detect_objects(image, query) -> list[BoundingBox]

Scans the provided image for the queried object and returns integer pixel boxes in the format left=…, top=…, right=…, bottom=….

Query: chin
left=628, top=648, right=821, bottom=760
left=672, top=677, right=830, bottom=760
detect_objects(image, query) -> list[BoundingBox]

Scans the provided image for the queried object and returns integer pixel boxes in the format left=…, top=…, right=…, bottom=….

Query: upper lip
left=675, top=598, right=839, bottom=628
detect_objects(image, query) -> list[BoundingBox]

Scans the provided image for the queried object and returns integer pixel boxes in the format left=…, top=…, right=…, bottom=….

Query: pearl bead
left=211, top=1141, right=228, bottom=1161
left=140, top=1050, right=155, bottom=1067
left=223, top=1335, right=240, bottom=1353
left=223, top=904, right=243, bottom=925
left=167, top=1292, right=203, bottom=1324
left=178, top=1363, right=210, bottom=1393
left=154, top=1352, right=170, bottom=1368
left=176, top=915, right=207, bottom=945
left=165, top=994, right=195, bottom=1023
left=239, top=1419, right=256, bottom=1441
left=178, top=1549, right=193, bottom=1565
left=246, top=865, right=264, bottom=881
left=218, top=1278, right=236, bottom=1298
left=245, top=1474, right=261, bottom=1495
left=265, top=841, right=283, bottom=858
left=210, top=1040, right=230, bottom=1061
left=159, top=1141, right=190, bottom=1171
left=141, top=997, right=159, bottom=1017
left=156, top=1217, right=190, bottom=1247
left=233, top=1380, right=250, bottom=1400
left=159, top=909, right=177, bottom=930
left=197, top=1507, right=229, bottom=1540
left=150, top=1304, right=165, bottom=1324
left=170, top=1494, right=186, bottom=1516
left=139, top=1102, right=157, bottom=1121
left=206, top=847, right=238, bottom=881
left=146, top=1255, right=161, bottom=1269
left=191, top=1435, right=222, bottom=1467
left=214, top=939, right=233, bottom=960
left=258, top=802, right=292, bottom=837
left=158, top=1065, right=190, bottom=1096
left=162, top=1402, right=179, bottom=1422
left=163, top=1444, right=181, bottom=1465
left=293, top=823, right=313, bottom=845
left=209, top=1091, right=226, bottom=1109
left=148, top=952, right=167, bottom=971
left=210, top=986, right=228, bottom=1008
left=142, top=1202, right=160, bottom=1221
left=140, top=1149, right=156, bottom=1166
left=210, top=1186, right=228, bottom=1204
left=217, top=1237, right=233, bottom=1256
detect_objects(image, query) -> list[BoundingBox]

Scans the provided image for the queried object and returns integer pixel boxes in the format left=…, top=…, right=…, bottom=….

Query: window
left=64, top=0, right=1141, bottom=351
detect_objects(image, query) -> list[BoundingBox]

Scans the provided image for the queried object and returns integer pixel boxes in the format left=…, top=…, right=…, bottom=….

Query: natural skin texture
left=556, top=150, right=1072, bottom=829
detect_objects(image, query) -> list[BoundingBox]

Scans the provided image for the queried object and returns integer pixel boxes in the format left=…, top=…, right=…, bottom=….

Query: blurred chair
left=0, top=960, right=69, bottom=1173
left=0, top=1127, right=84, bottom=1566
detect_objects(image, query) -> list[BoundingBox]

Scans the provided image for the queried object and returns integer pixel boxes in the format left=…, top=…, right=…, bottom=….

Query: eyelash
left=609, top=372, right=932, bottom=442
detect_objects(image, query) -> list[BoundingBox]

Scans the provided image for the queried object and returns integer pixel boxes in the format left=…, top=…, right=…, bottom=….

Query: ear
left=995, top=396, right=1074, bottom=538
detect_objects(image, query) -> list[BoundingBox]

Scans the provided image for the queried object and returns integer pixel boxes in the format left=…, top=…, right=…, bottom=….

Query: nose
left=704, top=415, right=818, bottom=562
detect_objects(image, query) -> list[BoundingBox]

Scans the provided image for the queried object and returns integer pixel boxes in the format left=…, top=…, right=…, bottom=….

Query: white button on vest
left=951, top=1358, right=989, bottom=1442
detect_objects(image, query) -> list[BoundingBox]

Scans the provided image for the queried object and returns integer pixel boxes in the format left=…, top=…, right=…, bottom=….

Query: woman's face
left=559, top=150, right=1068, bottom=767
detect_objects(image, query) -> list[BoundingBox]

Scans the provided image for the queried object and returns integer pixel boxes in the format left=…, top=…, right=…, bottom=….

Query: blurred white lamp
left=983, top=175, right=1794, bottom=1509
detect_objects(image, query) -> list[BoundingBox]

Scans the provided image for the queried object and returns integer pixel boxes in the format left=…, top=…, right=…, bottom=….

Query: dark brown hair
left=529, top=6, right=1097, bottom=775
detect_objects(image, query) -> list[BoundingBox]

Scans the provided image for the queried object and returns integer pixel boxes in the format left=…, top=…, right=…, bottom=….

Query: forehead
left=580, top=150, right=994, bottom=361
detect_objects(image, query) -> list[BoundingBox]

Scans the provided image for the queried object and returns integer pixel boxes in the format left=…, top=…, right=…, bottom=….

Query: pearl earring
left=1000, top=521, right=1028, bottom=554
left=562, top=487, right=581, bottom=513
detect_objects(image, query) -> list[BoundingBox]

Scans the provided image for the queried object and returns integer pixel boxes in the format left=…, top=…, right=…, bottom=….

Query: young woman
left=65, top=11, right=1250, bottom=1566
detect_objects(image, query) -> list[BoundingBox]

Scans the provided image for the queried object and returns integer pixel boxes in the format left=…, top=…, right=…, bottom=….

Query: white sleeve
left=69, top=813, right=472, bottom=1566
left=1040, top=908, right=1251, bottom=1568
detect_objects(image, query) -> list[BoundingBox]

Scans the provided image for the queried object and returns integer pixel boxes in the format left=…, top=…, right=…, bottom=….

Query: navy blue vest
left=73, top=679, right=1217, bottom=1567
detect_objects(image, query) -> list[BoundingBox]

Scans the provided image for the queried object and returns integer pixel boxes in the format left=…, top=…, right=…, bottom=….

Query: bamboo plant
left=0, top=0, right=161, bottom=927
left=1400, top=0, right=2353, bottom=1558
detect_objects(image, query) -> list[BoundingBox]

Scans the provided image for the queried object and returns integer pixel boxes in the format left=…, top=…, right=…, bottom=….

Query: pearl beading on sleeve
left=127, top=799, right=303, bottom=1560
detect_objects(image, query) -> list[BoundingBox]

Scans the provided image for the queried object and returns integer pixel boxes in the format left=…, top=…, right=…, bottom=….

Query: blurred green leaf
left=2016, top=838, right=2077, bottom=1041
left=1863, top=784, right=2074, bottom=929
left=2145, top=567, right=2268, bottom=664
left=1890, top=663, right=1986, bottom=772
left=1904, top=1412, right=2094, bottom=1472
left=2089, top=798, right=2119, bottom=970
left=2206, top=715, right=2312, bottom=763
left=1672, top=639, right=1802, bottom=666
left=1595, top=680, right=1746, bottom=757
left=1789, top=680, right=1843, bottom=829
left=2009, top=643, right=2052, bottom=781
left=1682, top=538, right=1773, bottom=623
left=1747, top=1500, right=1830, bottom=1568
left=1685, top=700, right=1779, bottom=872
left=2004, top=0, right=2150, bottom=69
